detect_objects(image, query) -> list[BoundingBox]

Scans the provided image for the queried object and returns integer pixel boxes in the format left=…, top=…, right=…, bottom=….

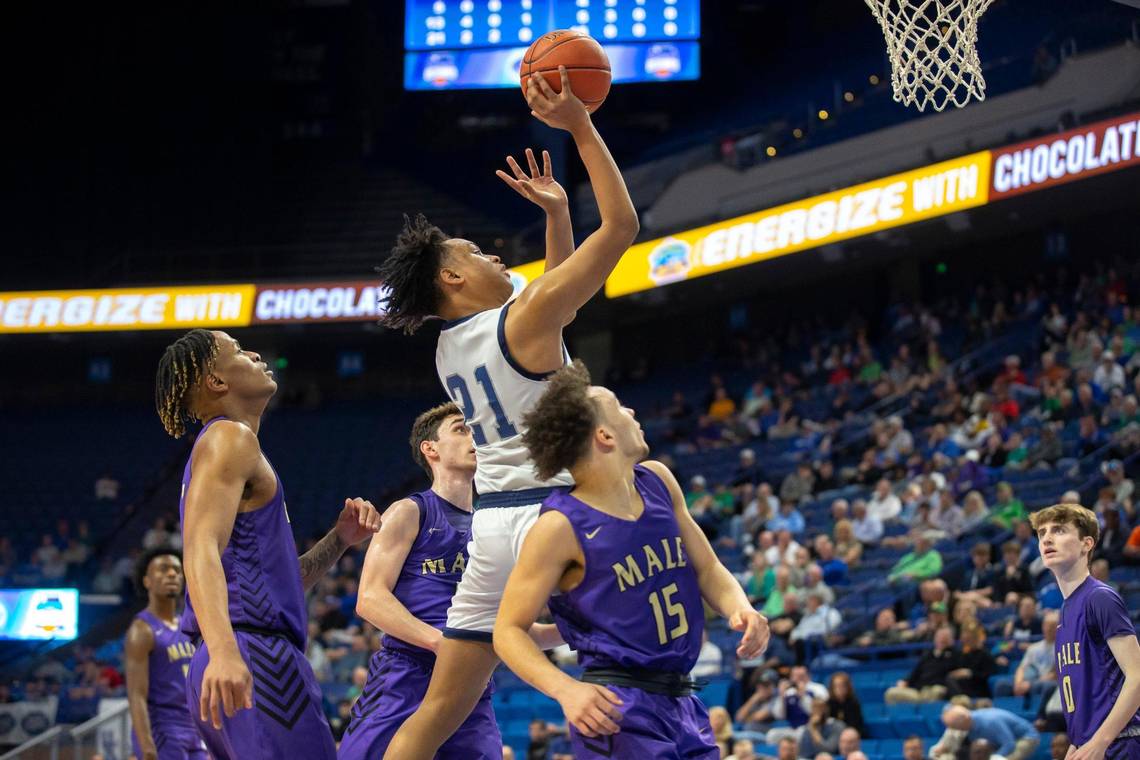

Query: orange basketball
left=519, top=30, right=611, bottom=113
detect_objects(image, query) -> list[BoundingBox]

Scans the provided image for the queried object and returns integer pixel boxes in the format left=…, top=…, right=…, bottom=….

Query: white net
left=864, top=0, right=995, bottom=112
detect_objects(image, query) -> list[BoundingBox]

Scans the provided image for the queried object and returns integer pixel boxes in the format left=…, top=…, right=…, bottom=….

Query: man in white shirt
left=1093, top=351, right=1126, bottom=392
left=691, top=630, right=724, bottom=678
left=868, top=479, right=902, bottom=522
left=790, top=591, right=842, bottom=644
left=851, top=500, right=884, bottom=545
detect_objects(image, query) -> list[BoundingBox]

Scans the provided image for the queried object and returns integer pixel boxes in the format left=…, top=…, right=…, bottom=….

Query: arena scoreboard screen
left=404, top=0, right=700, bottom=90
left=0, top=589, right=79, bottom=641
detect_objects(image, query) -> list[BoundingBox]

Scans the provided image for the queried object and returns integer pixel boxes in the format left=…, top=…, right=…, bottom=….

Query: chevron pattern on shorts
left=247, top=635, right=311, bottom=730
left=344, top=654, right=392, bottom=735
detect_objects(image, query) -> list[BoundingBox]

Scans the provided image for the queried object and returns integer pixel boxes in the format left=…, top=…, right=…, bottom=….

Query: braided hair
left=376, top=214, right=450, bottom=334
left=155, top=329, right=218, bottom=438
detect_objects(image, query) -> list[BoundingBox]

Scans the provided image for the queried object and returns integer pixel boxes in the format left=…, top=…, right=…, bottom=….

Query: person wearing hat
left=1103, top=459, right=1136, bottom=506
left=1095, top=349, right=1126, bottom=392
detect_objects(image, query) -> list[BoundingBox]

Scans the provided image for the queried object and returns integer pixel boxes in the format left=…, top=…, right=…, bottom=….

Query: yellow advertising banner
left=604, top=151, right=993, bottom=297
left=0, top=284, right=256, bottom=334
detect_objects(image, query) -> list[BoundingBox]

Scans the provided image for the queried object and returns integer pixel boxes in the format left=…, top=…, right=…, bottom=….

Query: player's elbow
left=604, top=213, right=639, bottom=244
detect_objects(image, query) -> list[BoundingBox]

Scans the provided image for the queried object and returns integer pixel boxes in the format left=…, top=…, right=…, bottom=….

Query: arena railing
left=0, top=725, right=65, bottom=760
left=0, top=701, right=129, bottom=760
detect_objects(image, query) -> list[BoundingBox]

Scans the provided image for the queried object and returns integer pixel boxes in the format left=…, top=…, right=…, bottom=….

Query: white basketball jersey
left=436, top=300, right=574, bottom=496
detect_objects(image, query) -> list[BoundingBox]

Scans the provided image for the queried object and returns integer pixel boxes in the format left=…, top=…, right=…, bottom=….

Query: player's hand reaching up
left=525, top=67, right=590, bottom=134
left=555, top=681, right=623, bottom=738
left=730, top=607, right=770, bottom=660
left=496, top=148, right=568, bottom=214
left=334, top=497, right=382, bottom=547
left=200, top=648, right=253, bottom=730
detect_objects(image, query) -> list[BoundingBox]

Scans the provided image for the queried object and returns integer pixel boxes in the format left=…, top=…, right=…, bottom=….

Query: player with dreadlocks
left=377, top=70, right=639, bottom=759
left=155, top=329, right=382, bottom=760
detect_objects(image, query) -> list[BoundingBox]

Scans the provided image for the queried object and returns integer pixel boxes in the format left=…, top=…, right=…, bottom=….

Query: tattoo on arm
left=299, top=530, right=347, bottom=592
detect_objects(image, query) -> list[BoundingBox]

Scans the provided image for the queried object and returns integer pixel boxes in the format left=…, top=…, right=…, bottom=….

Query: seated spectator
left=885, top=625, right=957, bottom=704
left=960, top=490, right=991, bottom=534
left=908, top=600, right=950, bottom=642
left=708, top=706, right=734, bottom=758
left=1094, top=350, right=1126, bottom=392
left=1008, top=610, right=1058, bottom=699
left=830, top=498, right=850, bottom=529
left=743, top=551, right=776, bottom=604
left=1090, top=557, right=1120, bottom=593
left=868, top=478, right=902, bottom=522
left=1002, top=595, right=1043, bottom=650
left=732, top=448, right=766, bottom=487
left=753, top=737, right=793, bottom=760
left=729, top=738, right=759, bottom=760
left=736, top=672, right=781, bottom=731
left=826, top=672, right=865, bottom=736
left=812, top=535, right=849, bottom=586
left=798, top=563, right=834, bottom=605
left=790, top=590, right=842, bottom=652
left=798, top=700, right=844, bottom=758
left=936, top=705, right=1040, bottom=760
left=993, top=540, right=1034, bottom=605
left=956, top=542, right=996, bottom=604
left=767, top=499, right=806, bottom=536
left=989, top=482, right=1028, bottom=530
left=903, top=735, right=926, bottom=760
left=833, top=519, right=864, bottom=566
left=855, top=608, right=904, bottom=648
left=1103, top=458, right=1136, bottom=504
left=708, top=386, right=737, bottom=421
left=1025, top=424, right=1063, bottom=469
left=814, top=460, right=840, bottom=492
left=948, top=622, right=997, bottom=699
left=888, top=533, right=943, bottom=584
left=32, top=534, right=66, bottom=580
left=773, top=665, right=829, bottom=729
left=836, top=727, right=862, bottom=759
left=94, top=472, right=120, bottom=501
left=931, top=490, right=966, bottom=538
left=780, top=462, right=816, bottom=503
left=850, top=501, right=883, bottom=546
left=1077, top=414, right=1108, bottom=458
left=765, top=530, right=802, bottom=566
left=761, top=566, right=799, bottom=618
left=1095, top=506, right=1128, bottom=566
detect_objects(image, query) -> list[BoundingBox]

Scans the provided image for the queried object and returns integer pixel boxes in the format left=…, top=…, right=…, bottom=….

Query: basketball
left=519, top=30, right=611, bottom=113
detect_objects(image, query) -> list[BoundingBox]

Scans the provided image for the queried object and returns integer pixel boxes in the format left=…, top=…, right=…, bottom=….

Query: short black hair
left=134, top=546, right=183, bottom=597
left=376, top=214, right=450, bottom=334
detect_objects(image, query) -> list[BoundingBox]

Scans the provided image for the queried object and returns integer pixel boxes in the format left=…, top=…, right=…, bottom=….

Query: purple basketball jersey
left=540, top=464, right=705, bottom=673
left=384, top=489, right=472, bottom=655
left=1055, top=576, right=1140, bottom=746
left=178, top=417, right=307, bottom=649
left=131, top=609, right=206, bottom=758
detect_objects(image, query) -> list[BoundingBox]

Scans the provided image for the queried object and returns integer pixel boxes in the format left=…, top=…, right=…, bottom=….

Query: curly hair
left=133, top=546, right=183, bottom=597
left=155, top=329, right=218, bottom=438
left=376, top=214, right=450, bottom=334
left=521, top=360, right=599, bottom=480
left=409, top=402, right=463, bottom=479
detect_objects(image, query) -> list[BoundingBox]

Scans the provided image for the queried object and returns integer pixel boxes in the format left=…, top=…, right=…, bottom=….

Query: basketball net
left=864, top=0, right=994, bottom=112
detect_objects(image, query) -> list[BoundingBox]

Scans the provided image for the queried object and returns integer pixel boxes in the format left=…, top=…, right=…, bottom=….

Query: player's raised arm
left=509, top=68, right=638, bottom=334
left=299, top=497, right=380, bottom=592
left=493, top=511, right=624, bottom=738
left=642, top=459, right=770, bottom=660
left=124, top=619, right=158, bottom=760
left=355, top=499, right=444, bottom=652
left=182, top=420, right=259, bottom=728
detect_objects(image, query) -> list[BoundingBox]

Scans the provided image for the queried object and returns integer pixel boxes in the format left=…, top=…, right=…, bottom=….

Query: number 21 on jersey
left=446, top=365, right=517, bottom=445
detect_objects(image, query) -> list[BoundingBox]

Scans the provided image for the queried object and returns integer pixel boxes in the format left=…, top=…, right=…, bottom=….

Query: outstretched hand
left=525, top=66, right=590, bottom=134
left=334, top=497, right=381, bottom=547
left=495, top=148, right=568, bottom=213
